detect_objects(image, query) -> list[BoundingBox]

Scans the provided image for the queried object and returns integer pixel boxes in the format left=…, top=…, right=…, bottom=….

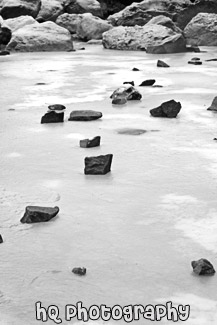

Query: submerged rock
left=80, top=136, right=101, bottom=148
left=139, top=79, right=155, bottom=86
left=191, top=258, right=215, bottom=275
left=207, top=97, right=217, bottom=111
left=150, top=99, right=181, bottom=118
left=157, top=60, right=170, bottom=67
left=123, top=81, right=134, bottom=86
left=72, top=267, right=86, bottom=276
left=41, top=111, right=64, bottom=123
left=110, top=86, right=142, bottom=101
left=68, top=110, right=102, bottom=121
left=84, top=154, right=113, bottom=175
left=20, top=206, right=59, bottom=223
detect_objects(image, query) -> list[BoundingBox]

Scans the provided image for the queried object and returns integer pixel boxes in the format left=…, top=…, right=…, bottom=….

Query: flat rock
left=206, top=58, right=217, bottom=62
left=68, top=110, right=102, bottom=121
left=3, top=15, right=37, bottom=32
left=20, top=206, right=59, bottom=223
left=191, top=258, right=215, bottom=275
left=84, top=154, right=113, bottom=175
left=157, top=60, right=170, bottom=67
left=188, top=60, right=202, bottom=65
left=139, top=79, right=155, bottom=86
left=123, top=81, right=134, bottom=86
left=150, top=99, right=181, bottom=118
left=72, top=267, right=86, bottom=276
left=41, top=111, right=64, bottom=123
left=207, top=96, right=217, bottom=111
left=110, top=86, right=142, bottom=101
left=117, top=128, right=147, bottom=135
left=0, top=50, right=10, bottom=55
left=80, top=136, right=101, bottom=148
left=48, top=104, right=66, bottom=111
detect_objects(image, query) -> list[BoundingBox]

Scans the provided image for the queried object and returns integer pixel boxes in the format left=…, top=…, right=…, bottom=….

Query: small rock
left=112, top=97, right=127, bottom=105
left=207, top=97, right=217, bottom=111
left=84, top=154, right=113, bottom=175
left=123, top=81, right=134, bottom=86
left=20, top=206, right=59, bottom=223
left=78, top=47, right=85, bottom=50
left=191, top=258, right=215, bottom=275
left=157, top=60, right=170, bottom=68
left=72, top=267, right=86, bottom=276
left=80, top=136, right=101, bottom=148
left=150, top=100, right=181, bottom=118
left=213, top=138, right=217, bottom=140
left=48, top=104, right=66, bottom=111
left=35, top=82, right=47, bottom=85
left=110, top=86, right=142, bottom=102
left=191, top=57, right=200, bottom=61
left=186, top=45, right=200, bottom=52
left=139, top=79, right=155, bottom=86
left=132, top=67, right=140, bottom=71
left=153, top=85, right=163, bottom=88
left=68, top=110, right=102, bottom=121
left=41, top=111, right=64, bottom=123
left=206, top=58, right=217, bottom=62
left=0, top=50, right=10, bottom=56
left=188, top=60, right=202, bottom=65
left=0, top=235, right=3, bottom=243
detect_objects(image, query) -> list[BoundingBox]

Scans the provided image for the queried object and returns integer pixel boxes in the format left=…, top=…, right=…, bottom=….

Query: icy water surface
left=1, top=45, right=217, bottom=324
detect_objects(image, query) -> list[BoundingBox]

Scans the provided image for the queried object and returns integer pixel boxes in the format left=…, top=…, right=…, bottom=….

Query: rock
left=112, top=97, right=127, bottom=105
left=207, top=96, right=217, bottom=111
left=213, top=138, right=217, bottom=141
left=157, top=60, right=170, bottom=67
left=123, top=81, right=134, bottom=86
left=206, top=58, right=217, bottom=62
left=0, top=49, right=10, bottom=55
left=64, top=0, right=102, bottom=18
left=0, top=235, right=3, bottom=243
left=188, top=59, right=202, bottom=65
left=72, top=267, right=86, bottom=275
left=84, top=154, right=113, bottom=175
left=56, top=13, right=82, bottom=34
left=0, top=26, right=12, bottom=46
left=191, top=258, right=215, bottom=275
left=186, top=45, right=200, bottom=52
left=139, top=79, right=155, bottom=86
left=80, top=136, right=101, bottom=148
left=41, top=111, right=64, bottom=123
left=150, top=99, right=181, bottom=118
left=184, top=13, right=217, bottom=46
left=87, top=39, right=102, bottom=44
left=146, top=15, right=182, bottom=33
left=76, top=13, right=112, bottom=41
left=110, top=85, right=142, bottom=101
left=132, top=67, right=139, bottom=71
left=68, top=110, right=102, bottom=121
left=4, top=15, right=37, bottom=32
left=48, top=104, right=66, bottom=111
left=117, top=128, right=147, bottom=135
left=6, top=21, right=73, bottom=51
left=102, top=25, right=186, bottom=53
left=20, top=206, right=59, bottom=223
left=36, top=0, right=64, bottom=22
left=0, top=0, right=41, bottom=19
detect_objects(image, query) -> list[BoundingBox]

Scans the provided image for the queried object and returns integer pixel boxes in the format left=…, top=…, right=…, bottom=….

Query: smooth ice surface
left=1, top=45, right=217, bottom=324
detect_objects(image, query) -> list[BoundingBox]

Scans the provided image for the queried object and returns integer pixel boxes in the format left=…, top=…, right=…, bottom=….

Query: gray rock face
left=80, top=136, right=101, bottom=148
left=207, top=96, right=217, bottom=111
left=36, top=0, right=64, bottom=22
left=68, top=110, right=102, bottom=121
left=41, top=111, right=64, bottom=123
left=184, top=13, right=217, bottom=46
left=20, top=206, right=59, bottom=223
left=84, top=154, right=113, bottom=175
left=56, top=13, right=82, bottom=34
left=110, top=86, right=142, bottom=102
left=102, top=24, right=186, bottom=53
left=0, top=0, right=41, bottom=19
left=191, top=258, right=215, bottom=275
left=6, top=21, right=73, bottom=51
left=4, top=15, right=37, bottom=32
left=64, top=0, right=102, bottom=18
left=150, top=99, right=181, bottom=118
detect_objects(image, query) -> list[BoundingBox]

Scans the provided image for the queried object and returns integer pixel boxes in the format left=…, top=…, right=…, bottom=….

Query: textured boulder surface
left=110, top=85, right=142, bottom=101
left=191, top=258, right=215, bottom=275
left=6, top=21, right=73, bottom=51
left=80, top=136, right=101, bottom=148
left=36, top=0, right=64, bottom=22
left=4, top=15, right=37, bottom=32
left=68, top=110, right=102, bottom=121
left=56, top=13, right=82, bottom=34
left=20, top=206, right=60, bottom=223
left=150, top=100, right=181, bottom=118
left=207, top=96, right=217, bottom=111
left=146, top=15, right=182, bottom=33
left=84, top=154, right=113, bottom=175
left=64, top=0, right=102, bottom=17
left=103, top=24, right=186, bottom=53
left=0, top=0, right=41, bottom=19
left=41, top=111, right=64, bottom=123
left=184, top=13, right=217, bottom=46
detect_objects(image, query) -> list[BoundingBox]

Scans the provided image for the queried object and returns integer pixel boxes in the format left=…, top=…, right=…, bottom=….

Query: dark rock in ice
left=0, top=235, right=3, bottom=243
left=48, top=104, right=66, bottom=111
left=80, top=136, right=101, bottom=148
left=110, top=86, right=142, bottom=102
left=117, top=128, right=147, bottom=135
left=0, top=50, right=10, bottom=55
left=150, top=100, right=181, bottom=118
left=157, top=60, right=170, bottom=67
left=123, top=81, right=134, bottom=86
left=20, top=206, right=59, bottom=223
left=139, top=79, right=155, bottom=86
left=35, top=82, right=47, bottom=85
left=68, top=110, right=102, bottom=121
left=206, top=58, right=217, bottom=62
left=84, top=154, right=113, bottom=175
left=191, top=258, right=215, bottom=275
left=207, top=97, right=217, bottom=111
left=132, top=67, right=140, bottom=71
left=112, top=97, right=127, bottom=105
left=72, top=267, right=86, bottom=276
left=41, top=111, right=64, bottom=123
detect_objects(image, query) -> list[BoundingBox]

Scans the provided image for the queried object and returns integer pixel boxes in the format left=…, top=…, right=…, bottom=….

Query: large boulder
left=64, top=0, right=102, bottom=17
left=56, top=13, right=82, bottom=34
left=146, top=15, right=182, bottom=33
left=0, top=0, right=41, bottom=19
left=6, top=21, right=73, bottom=51
left=36, top=0, right=64, bottom=22
left=184, top=13, right=217, bottom=46
left=98, top=0, right=143, bottom=18
left=4, top=15, right=37, bottom=32
left=102, top=24, right=186, bottom=53
left=76, top=13, right=112, bottom=40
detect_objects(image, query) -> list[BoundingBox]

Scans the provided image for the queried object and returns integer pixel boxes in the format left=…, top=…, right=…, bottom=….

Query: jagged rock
left=0, top=49, right=10, bottom=55
left=191, top=258, right=215, bottom=275
left=0, top=0, right=41, bottom=19
left=41, top=111, right=64, bottom=123
left=76, top=13, right=112, bottom=41
left=112, top=97, right=127, bottom=105
left=123, top=81, right=134, bottom=86
left=110, top=86, right=142, bottom=101
left=184, top=13, right=217, bottom=46
left=0, top=235, right=3, bottom=243
left=36, top=0, right=64, bottom=22
left=20, top=206, right=59, bottom=223
left=80, top=136, right=101, bottom=148
left=6, top=21, right=73, bottom=51
left=64, top=0, right=102, bottom=18
left=72, top=267, right=86, bottom=275
left=68, top=110, right=102, bottom=121
left=150, top=99, right=181, bottom=118
left=84, top=154, right=113, bottom=175
left=103, top=24, right=186, bottom=53
left=207, top=96, right=217, bottom=111
left=3, top=15, right=37, bottom=32
left=157, top=60, right=170, bottom=67
left=56, top=13, right=82, bottom=34
left=48, top=104, right=66, bottom=111
left=139, top=79, right=155, bottom=86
